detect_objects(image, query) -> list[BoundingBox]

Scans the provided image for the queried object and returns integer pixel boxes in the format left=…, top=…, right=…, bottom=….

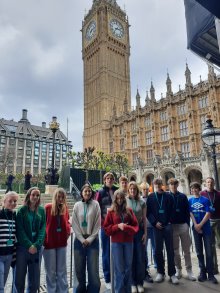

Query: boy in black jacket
left=147, top=178, right=178, bottom=284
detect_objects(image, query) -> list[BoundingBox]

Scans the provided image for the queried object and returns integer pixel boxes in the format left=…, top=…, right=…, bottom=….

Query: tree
left=15, top=173, right=24, bottom=194
left=0, top=171, right=7, bottom=188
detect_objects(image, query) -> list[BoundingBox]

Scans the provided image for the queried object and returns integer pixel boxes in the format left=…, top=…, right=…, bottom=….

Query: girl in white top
left=72, top=184, right=101, bottom=293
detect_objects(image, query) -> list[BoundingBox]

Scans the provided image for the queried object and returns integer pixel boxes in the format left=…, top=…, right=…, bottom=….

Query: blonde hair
left=139, top=182, right=149, bottom=190
left=128, top=181, right=140, bottom=200
left=2, top=192, right=19, bottom=207
left=51, top=187, right=68, bottom=216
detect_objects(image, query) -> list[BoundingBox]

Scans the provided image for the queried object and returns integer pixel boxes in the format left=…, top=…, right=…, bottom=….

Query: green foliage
left=67, top=147, right=131, bottom=178
left=0, top=172, right=7, bottom=187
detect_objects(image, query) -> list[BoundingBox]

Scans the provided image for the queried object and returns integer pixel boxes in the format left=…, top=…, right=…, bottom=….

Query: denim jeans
left=146, top=227, right=156, bottom=268
left=74, top=237, right=100, bottom=293
left=100, top=227, right=110, bottom=283
left=112, top=242, right=133, bottom=293
left=43, top=247, right=68, bottom=293
left=132, top=229, right=146, bottom=286
left=0, top=254, right=13, bottom=293
left=153, top=224, right=176, bottom=277
left=15, top=246, right=41, bottom=293
left=192, top=228, right=214, bottom=276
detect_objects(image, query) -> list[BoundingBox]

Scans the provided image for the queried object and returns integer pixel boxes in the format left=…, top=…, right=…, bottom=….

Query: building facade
left=0, top=109, right=72, bottom=175
left=83, top=0, right=220, bottom=193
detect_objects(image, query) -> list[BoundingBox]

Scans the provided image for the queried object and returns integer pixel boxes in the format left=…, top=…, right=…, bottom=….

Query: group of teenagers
left=0, top=173, right=219, bottom=293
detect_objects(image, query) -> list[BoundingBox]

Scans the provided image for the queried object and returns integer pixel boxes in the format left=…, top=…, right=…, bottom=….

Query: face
left=169, top=183, right=178, bottom=193
left=128, top=185, right=137, bottom=198
left=116, top=195, right=124, bottom=206
left=120, top=180, right=128, bottom=191
left=142, top=187, right=149, bottom=196
left=110, top=19, right=124, bottom=39
left=4, top=195, right=18, bottom=210
left=85, top=20, right=96, bottom=41
left=191, top=187, right=200, bottom=196
left=154, top=183, right=163, bottom=192
left=57, top=193, right=65, bottom=205
left=29, top=189, right=40, bottom=206
left=82, top=187, right=92, bottom=202
left=206, top=178, right=214, bottom=191
left=105, top=176, right=114, bottom=188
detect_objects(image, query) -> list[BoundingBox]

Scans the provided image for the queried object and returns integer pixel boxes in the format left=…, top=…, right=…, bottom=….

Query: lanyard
left=170, top=192, right=179, bottom=210
left=83, top=203, right=88, bottom=223
left=4, top=209, right=14, bottom=240
left=207, top=191, right=216, bottom=207
left=155, top=192, right=163, bottom=210
left=120, top=213, right=124, bottom=223
left=56, top=214, right=61, bottom=229
left=129, top=198, right=137, bottom=213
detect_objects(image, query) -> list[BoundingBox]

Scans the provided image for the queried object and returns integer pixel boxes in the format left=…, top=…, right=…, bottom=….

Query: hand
left=118, top=223, right=126, bottom=231
left=195, top=223, right=202, bottom=233
left=29, top=245, right=37, bottom=254
left=142, top=233, right=147, bottom=245
left=155, top=222, right=163, bottom=230
left=83, top=239, right=90, bottom=247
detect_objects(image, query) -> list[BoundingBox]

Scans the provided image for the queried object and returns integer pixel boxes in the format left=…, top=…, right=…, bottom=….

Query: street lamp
left=49, top=116, right=60, bottom=185
left=201, top=115, right=220, bottom=190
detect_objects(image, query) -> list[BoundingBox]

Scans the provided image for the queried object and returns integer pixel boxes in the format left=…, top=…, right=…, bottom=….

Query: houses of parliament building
left=83, top=0, right=220, bottom=193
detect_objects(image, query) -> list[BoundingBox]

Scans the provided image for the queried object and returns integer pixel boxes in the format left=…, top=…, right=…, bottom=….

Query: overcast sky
left=0, top=0, right=209, bottom=151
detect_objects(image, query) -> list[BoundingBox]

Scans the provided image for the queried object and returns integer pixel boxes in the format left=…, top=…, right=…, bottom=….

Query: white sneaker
left=131, top=285, right=137, bottom=293
left=105, top=282, right=111, bottom=290
left=171, top=275, right=179, bottom=284
left=175, top=269, right=182, bottom=279
left=186, top=270, right=196, bottom=281
left=137, top=285, right=144, bottom=292
left=155, top=273, right=164, bottom=283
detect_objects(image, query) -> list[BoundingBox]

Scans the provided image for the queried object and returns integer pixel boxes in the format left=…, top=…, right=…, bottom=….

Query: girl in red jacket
left=104, top=190, right=139, bottom=293
left=43, top=187, right=71, bottom=293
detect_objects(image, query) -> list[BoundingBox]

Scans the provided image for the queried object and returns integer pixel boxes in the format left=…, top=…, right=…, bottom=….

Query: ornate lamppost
left=201, top=115, right=220, bottom=190
left=48, top=116, right=60, bottom=185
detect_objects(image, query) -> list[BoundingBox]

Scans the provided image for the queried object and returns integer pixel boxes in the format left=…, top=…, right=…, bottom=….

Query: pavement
left=99, top=248, right=220, bottom=293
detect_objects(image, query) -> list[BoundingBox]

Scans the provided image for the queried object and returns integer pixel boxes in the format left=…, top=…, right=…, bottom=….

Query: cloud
left=0, top=0, right=210, bottom=151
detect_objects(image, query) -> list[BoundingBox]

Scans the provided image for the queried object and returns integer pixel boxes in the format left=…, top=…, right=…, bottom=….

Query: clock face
left=109, top=19, right=124, bottom=39
left=85, top=20, right=96, bottom=41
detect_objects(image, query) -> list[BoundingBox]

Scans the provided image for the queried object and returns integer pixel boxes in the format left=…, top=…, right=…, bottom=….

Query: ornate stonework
left=83, top=1, right=220, bottom=192
left=82, top=0, right=131, bottom=152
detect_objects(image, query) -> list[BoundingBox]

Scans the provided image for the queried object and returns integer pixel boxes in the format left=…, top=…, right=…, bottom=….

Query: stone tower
left=82, top=0, right=131, bottom=152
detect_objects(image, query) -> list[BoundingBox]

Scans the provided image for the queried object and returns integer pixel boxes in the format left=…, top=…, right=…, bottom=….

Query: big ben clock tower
left=82, top=0, right=131, bottom=152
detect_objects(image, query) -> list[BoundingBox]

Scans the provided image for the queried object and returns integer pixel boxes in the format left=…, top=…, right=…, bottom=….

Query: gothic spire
left=136, top=89, right=141, bottom=108
left=150, top=81, right=156, bottom=101
left=166, top=73, right=172, bottom=95
left=145, top=91, right=150, bottom=105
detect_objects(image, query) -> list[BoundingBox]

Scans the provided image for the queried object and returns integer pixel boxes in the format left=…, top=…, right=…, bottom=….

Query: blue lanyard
left=4, top=209, right=13, bottom=240
left=129, top=198, right=137, bottom=213
left=170, top=192, right=179, bottom=210
left=155, top=192, right=164, bottom=210
left=83, top=203, right=88, bottom=223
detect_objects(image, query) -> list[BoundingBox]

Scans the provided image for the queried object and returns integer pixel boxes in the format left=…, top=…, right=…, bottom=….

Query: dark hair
left=24, top=187, right=41, bottom=211
left=190, top=182, right=201, bottom=191
left=168, top=178, right=179, bottom=185
left=80, top=184, right=95, bottom=200
left=153, top=178, right=163, bottom=186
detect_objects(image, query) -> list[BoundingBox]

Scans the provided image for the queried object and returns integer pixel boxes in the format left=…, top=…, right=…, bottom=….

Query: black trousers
left=153, top=224, right=176, bottom=276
